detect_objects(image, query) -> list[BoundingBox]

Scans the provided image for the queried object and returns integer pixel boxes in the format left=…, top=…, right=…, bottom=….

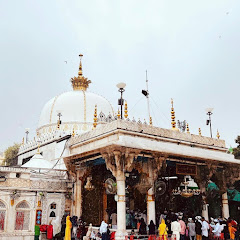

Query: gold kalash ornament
left=171, top=98, right=179, bottom=131
left=71, top=54, right=92, bottom=91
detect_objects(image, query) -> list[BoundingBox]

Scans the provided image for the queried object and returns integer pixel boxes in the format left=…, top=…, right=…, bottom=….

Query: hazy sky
left=1, top=0, right=240, bottom=151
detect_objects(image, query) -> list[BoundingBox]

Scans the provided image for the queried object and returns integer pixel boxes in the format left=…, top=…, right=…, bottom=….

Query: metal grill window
left=0, top=201, right=6, bottom=231
left=15, top=201, right=30, bottom=231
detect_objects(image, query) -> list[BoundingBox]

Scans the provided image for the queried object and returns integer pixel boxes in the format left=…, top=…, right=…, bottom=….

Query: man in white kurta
left=201, top=217, right=209, bottom=240
left=171, top=216, right=181, bottom=240
left=212, top=219, right=221, bottom=239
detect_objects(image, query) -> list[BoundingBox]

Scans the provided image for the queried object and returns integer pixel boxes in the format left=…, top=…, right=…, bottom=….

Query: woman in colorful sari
left=65, top=216, right=72, bottom=240
left=228, top=221, right=236, bottom=240
left=158, top=219, right=168, bottom=240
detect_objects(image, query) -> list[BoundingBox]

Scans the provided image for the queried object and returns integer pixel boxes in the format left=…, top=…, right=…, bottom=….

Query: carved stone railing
left=69, top=119, right=226, bottom=149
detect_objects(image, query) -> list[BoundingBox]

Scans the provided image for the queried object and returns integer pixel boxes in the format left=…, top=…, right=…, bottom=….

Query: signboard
left=176, top=164, right=197, bottom=176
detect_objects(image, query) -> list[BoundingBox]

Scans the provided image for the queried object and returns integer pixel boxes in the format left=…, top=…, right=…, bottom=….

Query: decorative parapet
left=69, top=119, right=226, bottom=149
left=0, top=178, right=68, bottom=192
left=0, top=166, right=69, bottom=192
left=0, top=178, right=31, bottom=189
left=30, top=179, right=68, bottom=191
left=0, top=167, right=31, bottom=173
left=18, top=131, right=68, bottom=154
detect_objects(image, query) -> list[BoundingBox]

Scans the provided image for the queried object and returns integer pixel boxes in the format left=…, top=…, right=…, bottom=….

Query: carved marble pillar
left=103, top=189, right=108, bottom=222
left=116, top=168, right=126, bottom=238
left=147, top=187, right=155, bottom=224
left=147, top=156, right=164, bottom=224
left=102, top=148, right=137, bottom=240
left=73, top=169, right=87, bottom=217
left=222, top=192, right=230, bottom=219
left=202, top=203, right=209, bottom=221
left=201, top=186, right=209, bottom=221
left=147, top=160, right=155, bottom=225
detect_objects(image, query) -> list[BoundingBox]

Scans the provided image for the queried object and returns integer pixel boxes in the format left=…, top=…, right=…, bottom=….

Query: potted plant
left=37, top=192, right=45, bottom=207
left=10, top=190, right=20, bottom=206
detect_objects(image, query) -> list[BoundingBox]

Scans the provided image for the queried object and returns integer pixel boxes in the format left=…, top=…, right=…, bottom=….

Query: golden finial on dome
left=171, top=98, right=178, bottom=131
left=57, top=120, right=60, bottom=130
left=117, top=109, right=120, bottom=119
left=186, top=123, right=190, bottom=133
left=37, top=141, right=40, bottom=154
left=71, top=54, right=92, bottom=91
left=72, top=128, right=75, bottom=137
left=149, top=116, right=152, bottom=125
left=93, top=105, right=98, bottom=128
left=124, top=101, right=128, bottom=118
left=216, top=129, right=220, bottom=139
left=199, top=128, right=202, bottom=136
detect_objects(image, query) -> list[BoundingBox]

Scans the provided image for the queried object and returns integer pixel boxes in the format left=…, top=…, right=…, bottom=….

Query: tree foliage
left=4, top=143, right=20, bottom=166
left=233, top=136, right=240, bottom=159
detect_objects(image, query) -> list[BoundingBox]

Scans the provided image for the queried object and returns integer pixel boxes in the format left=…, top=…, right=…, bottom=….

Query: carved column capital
left=101, top=147, right=139, bottom=179
left=206, top=163, right=218, bottom=180
left=151, top=154, right=167, bottom=181
left=77, top=168, right=89, bottom=183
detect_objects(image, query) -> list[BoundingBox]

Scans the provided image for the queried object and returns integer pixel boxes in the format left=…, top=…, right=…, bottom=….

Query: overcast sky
left=0, top=0, right=240, bottom=151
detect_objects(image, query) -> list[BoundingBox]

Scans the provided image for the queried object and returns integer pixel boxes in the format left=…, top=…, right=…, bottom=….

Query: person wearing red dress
left=47, top=224, right=53, bottom=239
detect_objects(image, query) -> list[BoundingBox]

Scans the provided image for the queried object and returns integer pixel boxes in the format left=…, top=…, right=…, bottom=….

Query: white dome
left=37, top=90, right=114, bottom=135
left=21, top=153, right=53, bottom=169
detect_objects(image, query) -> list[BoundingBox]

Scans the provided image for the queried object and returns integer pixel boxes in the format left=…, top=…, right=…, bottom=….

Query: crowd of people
left=38, top=211, right=240, bottom=240
left=134, top=212, right=240, bottom=240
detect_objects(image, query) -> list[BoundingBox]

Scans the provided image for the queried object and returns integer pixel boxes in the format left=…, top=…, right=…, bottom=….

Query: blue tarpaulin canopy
left=207, top=182, right=240, bottom=202
left=227, top=189, right=240, bottom=202
left=206, top=182, right=219, bottom=191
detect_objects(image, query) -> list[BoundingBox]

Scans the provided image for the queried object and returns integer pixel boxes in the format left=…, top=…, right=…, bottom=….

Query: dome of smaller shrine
left=21, top=153, right=53, bottom=169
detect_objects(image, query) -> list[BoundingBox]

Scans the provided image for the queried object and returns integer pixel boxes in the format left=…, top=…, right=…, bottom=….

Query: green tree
left=233, top=136, right=240, bottom=159
left=4, top=143, right=20, bottom=166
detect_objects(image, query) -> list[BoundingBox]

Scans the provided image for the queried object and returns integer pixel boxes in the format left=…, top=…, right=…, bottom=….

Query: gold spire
left=22, top=137, right=24, bottom=145
left=71, top=54, right=92, bottom=91
left=117, top=109, right=120, bottom=119
left=186, top=123, right=190, bottom=133
left=124, top=101, right=128, bottom=118
left=149, top=116, right=152, bottom=126
left=216, top=129, right=220, bottom=139
left=171, top=98, right=178, bottom=131
left=93, top=105, right=98, bottom=128
left=57, top=120, right=60, bottom=130
left=72, top=128, right=75, bottom=137
left=37, top=142, right=40, bottom=154
left=199, top=128, right=202, bottom=136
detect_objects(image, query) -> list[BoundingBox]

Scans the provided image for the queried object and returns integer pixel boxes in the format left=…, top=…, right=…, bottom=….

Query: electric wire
left=128, top=96, right=145, bottom=114
left=149, top=96, right=171, bottom=125
left=29, top=137, right=70, bottom=176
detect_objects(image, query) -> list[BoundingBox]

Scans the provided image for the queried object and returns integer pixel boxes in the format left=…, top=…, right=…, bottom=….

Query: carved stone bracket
left=101, top=147, right=139, bottom=179
left=224, top=165, right=240, bottom=188
left=206, top=163, right=218, bottom=181
left=151, top=154, right=167, bottom=181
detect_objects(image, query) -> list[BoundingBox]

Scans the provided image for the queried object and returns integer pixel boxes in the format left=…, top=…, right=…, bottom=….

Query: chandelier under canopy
left=172, top=175, right=201, bottom=198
